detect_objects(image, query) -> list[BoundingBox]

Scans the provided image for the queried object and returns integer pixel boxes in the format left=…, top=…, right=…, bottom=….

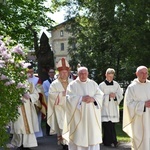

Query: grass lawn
left=116, top=122, right=130, bottom=142
left=116, top=101, right=130, bottom=142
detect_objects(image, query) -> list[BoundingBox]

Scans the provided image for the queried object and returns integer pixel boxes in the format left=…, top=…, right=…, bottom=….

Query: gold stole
left=21, top=104, right=30, bottom=134
left=59, top=78, right=69, bottom=90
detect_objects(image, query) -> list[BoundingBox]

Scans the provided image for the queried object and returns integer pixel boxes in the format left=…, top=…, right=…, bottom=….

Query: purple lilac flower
left=0, top=40, right=3, bottom=46
left=17, top=82, right=26, bottom=89
left=12, top=45, right=24, bottom=55
left=0, top=44, right=7, bottom=52
left=0, top=64, right=5, bottom=68
left=1, top=51, right=11, bottom=60
left=0, top=74, right=8, bottom=80
left=4, top=80, right=15, bottom=86
left=0, top=60, right=5, bottom=63
left=4, top=82, right=11, bottom=86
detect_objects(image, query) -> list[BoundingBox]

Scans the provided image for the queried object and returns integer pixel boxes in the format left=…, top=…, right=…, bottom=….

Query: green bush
left=0, top=36, right=29, bottom=148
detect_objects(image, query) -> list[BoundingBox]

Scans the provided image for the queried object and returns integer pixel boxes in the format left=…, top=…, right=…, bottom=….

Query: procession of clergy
left=8, top=57, right=150, bottom=150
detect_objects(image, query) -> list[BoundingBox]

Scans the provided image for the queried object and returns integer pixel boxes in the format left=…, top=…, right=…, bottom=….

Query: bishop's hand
left=82, top=95, right=95, bottom=103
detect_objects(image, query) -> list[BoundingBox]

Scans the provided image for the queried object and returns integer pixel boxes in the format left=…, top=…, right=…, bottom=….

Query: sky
left=39, top=10, right=65, bottom=37
left=48, top=10, right=66, bottom=24
left=39, top=1, right=66, bottom=37
left=44, top=0, right=66, bottom=24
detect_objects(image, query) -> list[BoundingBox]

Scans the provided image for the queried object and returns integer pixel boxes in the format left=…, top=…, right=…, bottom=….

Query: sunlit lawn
left=116, top=105, right=130, bottom=142
left=116, top=104, right=130, bottom=142
left=116, top=122, right=130, bottom=142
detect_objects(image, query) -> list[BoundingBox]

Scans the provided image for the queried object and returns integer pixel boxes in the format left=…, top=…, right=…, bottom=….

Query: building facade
left=27, top=21, right=72, bottom=70
left=50, top=21, right=72, bottom=66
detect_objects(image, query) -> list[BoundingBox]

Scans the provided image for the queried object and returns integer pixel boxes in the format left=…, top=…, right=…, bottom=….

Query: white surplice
left=99, top=80, right=123, bottom=122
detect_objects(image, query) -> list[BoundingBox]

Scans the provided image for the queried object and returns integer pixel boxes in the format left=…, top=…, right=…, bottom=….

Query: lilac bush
left=0, top=36, right=30, bottom=147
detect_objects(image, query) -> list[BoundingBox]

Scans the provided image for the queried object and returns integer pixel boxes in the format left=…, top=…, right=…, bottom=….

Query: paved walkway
left=33, top=135, right=131, bottom=150
left=7, top=134, right=131, bottom=150
left=6, top=121, right=131, bottom=150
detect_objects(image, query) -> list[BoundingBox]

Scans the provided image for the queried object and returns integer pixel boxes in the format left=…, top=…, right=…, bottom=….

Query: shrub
left=0, top=36, right=30, bottom=147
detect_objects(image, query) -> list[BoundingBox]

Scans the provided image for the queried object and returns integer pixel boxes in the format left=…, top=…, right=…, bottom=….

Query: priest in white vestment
left=47, top=58, right=72, bottom=150
left=99, top=68, right=123, bottom=147
left=123, top=66, right=150, bottom=150
left=64, top=66, right=103, bottom=150
left=10, top=82, right=39, bottom=149
left=27, top=65, right=47, bottom=138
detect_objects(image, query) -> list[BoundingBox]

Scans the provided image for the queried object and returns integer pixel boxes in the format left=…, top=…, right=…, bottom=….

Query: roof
left=51, top=18, right=75, bottom=31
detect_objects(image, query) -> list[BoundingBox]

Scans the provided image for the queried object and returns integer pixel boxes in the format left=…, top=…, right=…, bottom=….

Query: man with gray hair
left=123, top=65, right=150, bottom=150
left=63, top=66, right=103, bottom=150
left=99, top=68, right=123, bottom=147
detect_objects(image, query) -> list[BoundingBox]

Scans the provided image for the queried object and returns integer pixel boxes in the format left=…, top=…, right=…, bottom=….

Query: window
left=60, top=30, right=64, bottom=37
left=61, top=43, right=64, bottom=51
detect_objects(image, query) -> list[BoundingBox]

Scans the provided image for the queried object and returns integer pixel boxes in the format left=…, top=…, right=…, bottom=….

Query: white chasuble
left=123, top=79, right=150, bottom=150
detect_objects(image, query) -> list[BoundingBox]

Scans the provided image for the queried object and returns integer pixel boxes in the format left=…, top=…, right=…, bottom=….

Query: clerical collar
left=49, top=78, right=54, bottom=81
left=105, top=80, right=113, bottom=85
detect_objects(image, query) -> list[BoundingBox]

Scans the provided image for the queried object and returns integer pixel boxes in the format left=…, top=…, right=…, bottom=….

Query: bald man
left=123, top=66, right=150, bottom=150
left=64, top=66, right=103, bottom=150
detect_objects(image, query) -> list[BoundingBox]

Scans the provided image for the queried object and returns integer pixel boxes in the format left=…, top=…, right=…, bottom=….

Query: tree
left=52, top=0, right=150, bottom=84
left=38, top=32, right=54, bottom=82
left=0, top=0, right=55, bottom=80
left=115, top=0, right=150, bottom=81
